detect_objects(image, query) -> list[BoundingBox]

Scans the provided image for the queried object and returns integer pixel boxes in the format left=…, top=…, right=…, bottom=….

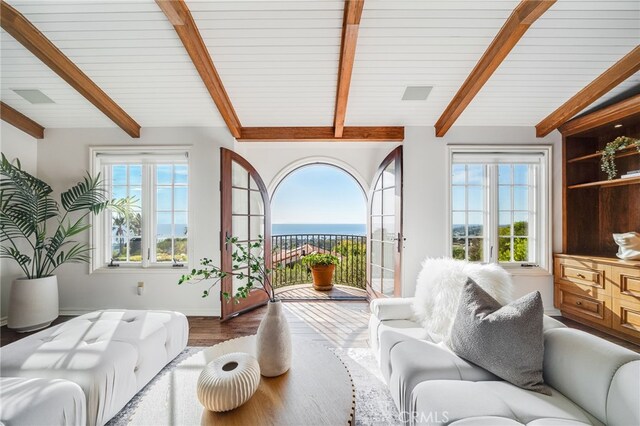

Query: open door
left=220, top=148, right=271, bottom=320
left=368, top=146, right=403, bottom=298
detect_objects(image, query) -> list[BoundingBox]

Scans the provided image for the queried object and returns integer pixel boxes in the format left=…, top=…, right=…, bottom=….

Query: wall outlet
left=137, top=281, right=144, bottom=296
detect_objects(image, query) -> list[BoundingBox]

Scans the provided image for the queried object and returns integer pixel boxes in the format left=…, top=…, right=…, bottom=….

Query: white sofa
left=370, top=298, right=640, bottom=426
left=1, top=309, right=189, bottom=426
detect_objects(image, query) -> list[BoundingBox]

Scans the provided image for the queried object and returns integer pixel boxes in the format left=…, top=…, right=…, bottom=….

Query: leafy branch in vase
left=178, top=235, right=278, bottom=302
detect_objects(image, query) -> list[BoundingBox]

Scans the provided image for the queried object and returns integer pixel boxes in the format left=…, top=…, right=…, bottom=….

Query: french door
left=220, top=148, right=271, bottom=320
left=368, top=146, right=403, bottom=298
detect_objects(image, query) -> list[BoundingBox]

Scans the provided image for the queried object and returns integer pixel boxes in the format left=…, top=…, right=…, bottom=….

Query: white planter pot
left=8, top=276, right=59, bottom=332
left=256, top=300, right=291, bottom=377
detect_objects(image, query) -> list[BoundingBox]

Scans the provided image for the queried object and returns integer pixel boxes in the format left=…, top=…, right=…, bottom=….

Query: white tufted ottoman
left=0, top=310, right=189, bottom=426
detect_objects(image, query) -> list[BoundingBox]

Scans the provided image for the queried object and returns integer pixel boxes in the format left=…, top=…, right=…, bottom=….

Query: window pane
left=112, top=186, right=127, bottom=200
left=372, top=190, right=382, bottom=216
left=514, top=212, right=528, bottom=236
left=371, top=265, right=382, bottom=293
left=514, top=165, right=528, bottom=185
left=382, top=215, right=395, bottom=242
left=131, top=187, right=142, bottom=208
left=468, top=212, right=483, bottom=236
left=174, top=237, right=187, bottom=262
left=499, top=237, right=511, bottom=262
left=129, top=237, right=142, bottom=261
left=514, top=186, right=529, bottom=210
left=467, top=165, right=483, bottom=185
left=499, top=186, right=511, bottom=211
left=371, top=216, right=382, bottom=241
left=382, top=162, right=395, bottom=188
left=382, top=188, right=395, bottom=215
left=157, top=187, right=172, bottom=210
left=249, top=191, right=264, bottom=215
left=112, top=237, right=126, bottom=261
left=157, top=212, right=172, bottom=235
left=499, top=212, right=511, bottom=236
left=467, top=186, right=483, bottom=211
left=112, top=165, right=126, bottom=185
left=174, top=187, right=187, bottom=211
left=383, top=268, right=394, bottom=296
left=249, top=216, right=264, bottom=240
left=452, top=238, right=465, bottom=260
left=514, top=238, right=528, bottom=261
left=452, top=186, right=465, bottom=210
left=129, top=165, right=142, bottom=186
left=174, top=212, right=188, bottom=237
left=156, top=238, right=172, bottom=262
left=232, top=162, right=248, bottom=188
left=498, top=165, right=512, bottom=185
left=232, top=188, right=248, bottom=215
left=174, top=165, right=188, bottom=185
left=468, top=238, right=483, bottom=261
left=452, top=212, right=465, bottom=237
left=452, top=164, right=465, bottom=184
left=232, top=216, right=249, bottom=241
left=382, top=241, right=394, bottom=269
left=371, top=241, right=382, bottom=266
left=157, top=165, right=172, bottom=185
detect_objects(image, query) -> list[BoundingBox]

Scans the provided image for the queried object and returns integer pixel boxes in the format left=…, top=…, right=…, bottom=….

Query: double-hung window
left=90, top=147, right=190, bottom=271
left=448, top=146, right=552, bottom=271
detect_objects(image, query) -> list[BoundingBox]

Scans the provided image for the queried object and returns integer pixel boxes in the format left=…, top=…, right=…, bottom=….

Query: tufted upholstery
left=1, top=309, right=188, bottom=426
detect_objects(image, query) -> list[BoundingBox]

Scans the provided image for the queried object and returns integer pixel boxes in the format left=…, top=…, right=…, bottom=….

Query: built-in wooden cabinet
left=555, top=95, right=640, bottom=344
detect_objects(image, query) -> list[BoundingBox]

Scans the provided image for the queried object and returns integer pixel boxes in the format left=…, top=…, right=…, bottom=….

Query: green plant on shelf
left=600, top=136, right=639, bottom=180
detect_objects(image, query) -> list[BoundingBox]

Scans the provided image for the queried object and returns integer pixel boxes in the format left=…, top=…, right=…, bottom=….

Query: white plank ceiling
left=1, top=0, right=639, bottom=131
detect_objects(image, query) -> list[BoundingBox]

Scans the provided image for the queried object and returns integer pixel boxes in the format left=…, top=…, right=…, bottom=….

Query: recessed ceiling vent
left=402, top=86, right=432, bottom=101
left=13, top=89, right=55, bottom=104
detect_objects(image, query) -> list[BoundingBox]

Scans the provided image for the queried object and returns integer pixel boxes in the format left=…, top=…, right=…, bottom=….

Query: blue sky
left=271, top=165, right=366, bottom=224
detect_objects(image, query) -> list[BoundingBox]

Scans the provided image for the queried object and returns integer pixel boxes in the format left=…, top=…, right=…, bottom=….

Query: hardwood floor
left=1, top=302, right=638, bottom=354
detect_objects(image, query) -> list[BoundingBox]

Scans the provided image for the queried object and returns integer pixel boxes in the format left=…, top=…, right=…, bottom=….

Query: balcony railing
left=271, top=234, right=366, bottom=289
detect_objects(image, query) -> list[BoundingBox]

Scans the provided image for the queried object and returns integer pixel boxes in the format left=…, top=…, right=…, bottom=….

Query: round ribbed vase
left=197, top=352, right=260, bottom=412
left=256, top=300, right=292, bottom=377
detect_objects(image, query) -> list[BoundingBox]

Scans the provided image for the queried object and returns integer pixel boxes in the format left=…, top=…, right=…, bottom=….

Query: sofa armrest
left=370, top=297, right=415, bottom=321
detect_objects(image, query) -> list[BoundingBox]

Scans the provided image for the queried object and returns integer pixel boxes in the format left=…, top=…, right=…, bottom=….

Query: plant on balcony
left=600, top=136, right=639, bottom=180
left=302, top=252, right=340, bottom=291
left=178, top=235, right=276, bottom=302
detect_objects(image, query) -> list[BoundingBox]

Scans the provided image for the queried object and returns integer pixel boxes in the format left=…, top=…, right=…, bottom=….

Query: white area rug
left=107, top=346, right=400, bottom=426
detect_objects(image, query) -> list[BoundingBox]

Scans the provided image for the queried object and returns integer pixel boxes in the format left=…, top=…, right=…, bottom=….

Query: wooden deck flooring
left=274, top=284, right=367, bottom=301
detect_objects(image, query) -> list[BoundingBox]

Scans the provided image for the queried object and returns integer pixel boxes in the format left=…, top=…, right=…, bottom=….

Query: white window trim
left=89, top=146, right=193, bottom=274
left=446, top=145, right=553, bottom=273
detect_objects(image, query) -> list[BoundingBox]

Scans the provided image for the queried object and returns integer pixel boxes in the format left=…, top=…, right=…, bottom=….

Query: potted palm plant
left=302, top=253, right=340, bottom=291
left=0, top=154, right=125, bottom=332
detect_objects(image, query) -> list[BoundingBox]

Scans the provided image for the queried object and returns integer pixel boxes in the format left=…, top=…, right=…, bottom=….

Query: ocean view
left=272, top=223, right=366, bottom=236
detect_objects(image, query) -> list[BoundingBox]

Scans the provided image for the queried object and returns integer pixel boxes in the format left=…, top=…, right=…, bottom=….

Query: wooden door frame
left=367, top=146, right=403, bottom=299
left=220, top=148, right=272, bottom=320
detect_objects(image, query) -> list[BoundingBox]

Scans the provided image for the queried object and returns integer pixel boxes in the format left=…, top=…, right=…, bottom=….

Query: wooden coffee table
left=129, top=335, right=355, bottom=425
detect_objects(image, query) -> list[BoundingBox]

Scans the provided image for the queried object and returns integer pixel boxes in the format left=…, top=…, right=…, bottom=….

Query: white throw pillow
left=412, top=258, right=513, bottom=341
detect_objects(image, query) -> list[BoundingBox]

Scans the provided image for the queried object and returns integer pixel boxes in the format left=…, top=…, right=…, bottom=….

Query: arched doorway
left=270, top=163, right=368, bottom=300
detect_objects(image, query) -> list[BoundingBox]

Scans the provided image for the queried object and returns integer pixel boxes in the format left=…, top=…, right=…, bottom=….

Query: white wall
left=0, top=122, right=39, bottom=322
left=36, top=127, right=235, bottom=317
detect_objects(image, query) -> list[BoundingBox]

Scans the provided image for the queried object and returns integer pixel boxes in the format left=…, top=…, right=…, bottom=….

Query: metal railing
left=271, top=234, right=366, bottom=289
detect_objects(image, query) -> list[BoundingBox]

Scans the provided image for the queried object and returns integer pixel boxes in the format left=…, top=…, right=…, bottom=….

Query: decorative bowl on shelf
left=197, top=352, right=261, bottom=412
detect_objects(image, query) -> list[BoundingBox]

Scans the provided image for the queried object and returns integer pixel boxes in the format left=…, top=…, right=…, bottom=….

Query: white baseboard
left=1, top=316, right=7, bottom=327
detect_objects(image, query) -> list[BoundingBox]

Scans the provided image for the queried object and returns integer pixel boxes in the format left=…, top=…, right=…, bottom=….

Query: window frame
left=89, top=146, right=192, bottom=273
left=446, top=145, right=553, bottom=273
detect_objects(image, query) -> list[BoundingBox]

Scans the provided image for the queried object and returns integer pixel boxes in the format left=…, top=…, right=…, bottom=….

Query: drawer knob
left=577, top=273, right=586, bottom=279
left=576, top=301, right=583, bottom=306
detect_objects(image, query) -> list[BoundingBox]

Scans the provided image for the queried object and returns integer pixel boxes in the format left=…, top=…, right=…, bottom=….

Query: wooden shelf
left=568, top=176, right=640, bottom=189
left=567, top=143, right=639, bottom=163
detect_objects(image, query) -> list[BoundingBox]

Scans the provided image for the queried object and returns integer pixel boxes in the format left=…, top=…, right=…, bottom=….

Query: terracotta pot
left=310, top=264, right=335, bottom=291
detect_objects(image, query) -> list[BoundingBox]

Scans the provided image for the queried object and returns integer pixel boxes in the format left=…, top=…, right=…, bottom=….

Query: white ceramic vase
left=197, top=352, right=261, bottom=412
left=8, top=276, right=59, bottom=332
left=256, top=299, right=292, bottom=377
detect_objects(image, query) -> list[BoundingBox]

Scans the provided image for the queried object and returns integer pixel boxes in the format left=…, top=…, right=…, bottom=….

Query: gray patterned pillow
left=448, top=278, right=550, bottom=395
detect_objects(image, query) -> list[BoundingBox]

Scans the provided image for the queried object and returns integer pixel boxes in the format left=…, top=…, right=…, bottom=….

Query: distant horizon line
left=273, top=222, right=366, bottom=225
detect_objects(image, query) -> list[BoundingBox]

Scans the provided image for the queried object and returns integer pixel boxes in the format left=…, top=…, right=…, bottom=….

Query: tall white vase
left=256, top=300, right=291, bottom=377
left=8, top=276, right=59, bottom=332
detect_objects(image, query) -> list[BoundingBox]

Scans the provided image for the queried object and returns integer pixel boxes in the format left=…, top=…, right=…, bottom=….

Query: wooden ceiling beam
left=0, top=1, right=141, bottom=138
left=156, top=0, right=241, bottom=138
left=559, top=94, right=640, bottom=137
left=434, top=0, right=555, bottom=137
left=333, top=0, right=365, bottom=138
left=536, top=46, right=640, bottom=137
left=1, top=102, right=45, bottom=139
left=238, top=126, right=404, bottom=142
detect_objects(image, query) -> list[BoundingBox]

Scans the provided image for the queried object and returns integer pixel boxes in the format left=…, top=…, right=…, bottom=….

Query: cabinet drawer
left=611, top=266, right=640, bottom=304
left=554, top=258, right=610, bottom=296
left=612, top=298, right=640, bottom=340
left=555, top=284, right=611, bottom=327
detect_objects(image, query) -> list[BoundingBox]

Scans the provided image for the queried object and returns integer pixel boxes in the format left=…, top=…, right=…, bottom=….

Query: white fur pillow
left=413, top=258, right=513, bottom=341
